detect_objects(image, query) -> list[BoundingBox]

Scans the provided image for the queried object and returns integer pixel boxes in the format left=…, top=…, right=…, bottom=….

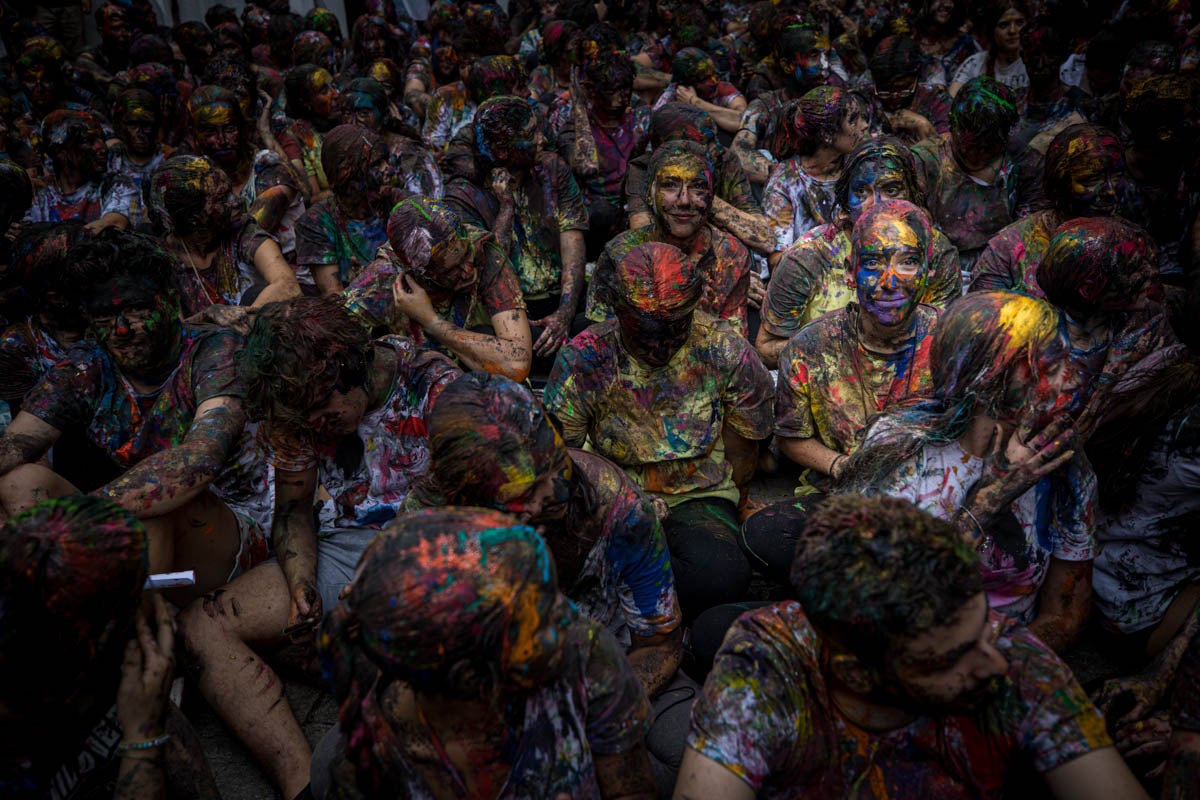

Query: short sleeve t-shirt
left=970, top=210, right=1057, bottom=296
left=173, top=219, right=274, bottom=314
left=763, top=157, right=839, bottom=252
left=544, top=312, right=774, bottom=506
left=266, top=337, right=461, bottom=530
left=688, top=601, right=1112, bottom=798
left=294, top=197, right=388, bottom=285
left=871, top=436, right=1097, bottom=621
left=775, top=305, right=938, bottom=455
left=25, top=175, right=138, bottom=226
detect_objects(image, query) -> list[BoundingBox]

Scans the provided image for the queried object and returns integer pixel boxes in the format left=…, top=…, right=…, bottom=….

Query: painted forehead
left=650, top=150, right=713, bottom=184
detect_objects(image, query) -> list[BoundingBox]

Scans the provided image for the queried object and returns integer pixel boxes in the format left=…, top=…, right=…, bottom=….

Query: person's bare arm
left=85, top=211, right=130, bottom=232
left=0, top=411, right=61, bottom=480
left=626, top=627, right=684, bottom=698
left=633, top=68, right=671, bottom=91
left=723, top=427, right=758, bottom=491
left=673, top=748, right=755, bottom=800
left=710, top=196, right=773, bottom=254
left=114, top=595, right=174, bottom=800
left=754, top=324, right=791, bottom=370
left=273, top=465, right=322, bottom=638
left=311, top=263, right=343, bottom=295
left=676, top=86, right=745, bottom=133
left=532, top=229, right=585, bottom=357
left=393, top=273, right=533, bottom=381
left=95, top=396, right=245, bottom=517
left=777, top=436, right=848, bottom=479
left=1028, top=557, right=1092, bottom=654
left=731, top=128, right=771, bottom=185
left=249, top=239, right=302, bottom=306
left=565, top=70, right=601, bottom=178
left=628, top=211, right=653, bottom=229
left=247, top=184, right=298, bottom=236
left=1041, top=748, right=1149, bottom=800
left=595, top=744, right=656, bottom=800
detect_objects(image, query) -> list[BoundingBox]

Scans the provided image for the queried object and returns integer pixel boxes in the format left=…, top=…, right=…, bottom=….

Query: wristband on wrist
left=117, top=734, right=171, bottom=752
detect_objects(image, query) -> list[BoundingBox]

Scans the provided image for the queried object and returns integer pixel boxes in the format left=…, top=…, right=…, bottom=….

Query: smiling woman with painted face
left=843, top=291, right=1093, bottom=655
left=311, top=507, right=655, bottom=799
left=948, top=0, right=1030, bottom=111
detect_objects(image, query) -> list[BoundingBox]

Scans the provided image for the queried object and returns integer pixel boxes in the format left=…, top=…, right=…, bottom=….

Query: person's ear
left=827, top=651, right=879, bottom=694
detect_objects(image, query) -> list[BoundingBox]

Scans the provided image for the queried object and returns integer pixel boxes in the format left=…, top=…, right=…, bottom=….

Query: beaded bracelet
left=117, top=734, right=171, bottom=752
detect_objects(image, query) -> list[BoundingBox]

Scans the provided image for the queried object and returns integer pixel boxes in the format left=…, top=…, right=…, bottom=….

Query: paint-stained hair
left=320, top=123, right=386, bottom=197
left=786, top=85, right=858, bottom=158
left=285, top=63, right=330, bottom=119
left=66, top=227, right=180, bottom=306
left=465, top=55, right=528, bottom=105
left=949, top=75, right=1018, bottom=136
left=239, top=296, right=373, bottom=429
left=1042, top=123, right=1124, bottom=213
left=474, top=94, right=537, bottom=164
left=1037, top=216, right=1158, bottom=315
left=793, top=494, right=980, bottom=667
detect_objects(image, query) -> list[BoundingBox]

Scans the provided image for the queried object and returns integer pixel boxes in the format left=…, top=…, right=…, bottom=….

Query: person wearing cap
left=342, top=196, right=533, bottom=382
left=545, top=241, right=774, bottom=621
left=311, top=507, right=656, bottom=799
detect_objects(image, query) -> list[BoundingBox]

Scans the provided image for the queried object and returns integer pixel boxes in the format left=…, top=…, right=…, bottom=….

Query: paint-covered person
left=842, top=292, right=1092, bottom=655
left=947, top=0, right=1030, bottom=110
left=973, top=123, right=1127, bottom=296
left=108, top=87, right=170, bottom=230
left=654, top=47, right=747, bottom=137
left=178, top=296, right=460, bottom=800
left=188, top=83, right=308, bottom=270
left=675, top=494, right=1146, bottom=800
left=753, top=202, right=941, bottom=578
left=340, top=76, right=443, bottom=199
left=589, top=141, right=752, bottom=338
left=756, top=136, right=961, bottom=368
left=410, top=372, right=690, bottom=791
left=276, top=64, right=341, bottom=199
left=295, top=124, right=397, bottom=295
left=0, top=229, right=271, bottom=596
left=553, top=51, right=651, bottom=259
left=446, top=95, right=588, bottom=358
left=912, top=75, right=1020, bottom=283
left=438, top=54, right=531, bottom=183
left=546, top=242, right=773, bottom=619
left=0, top=497, right=220, bottom=800
left=420, top=44, right=474, bottom=152
left=148, top=155, right=301, bottom=315
left=762, top=86, right=869, bottom=261
left=26, top=109, right=136, bottom=231
left=345, top=196, right=532, bottom=381
left=310, top=507, right=655, bottom=799
left=869, top=34, right=953, bottom=145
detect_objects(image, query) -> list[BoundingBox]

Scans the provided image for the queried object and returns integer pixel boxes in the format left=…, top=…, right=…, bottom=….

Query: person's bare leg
left=0, top=463, right=77, bottom=514
left=178, top=562, right=312, bottom=799
left=144, top=490, right=243, bottom=602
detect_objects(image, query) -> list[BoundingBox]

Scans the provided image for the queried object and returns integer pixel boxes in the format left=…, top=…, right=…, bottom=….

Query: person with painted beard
left=675, top=494, right=1146, bottom=800
left=546, top=242, right=773, bottom=621
left=588, top=141, right=752, bottom=339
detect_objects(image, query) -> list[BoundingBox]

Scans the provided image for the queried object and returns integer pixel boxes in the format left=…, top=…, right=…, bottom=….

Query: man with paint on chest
left=674, top=494, right=1147, bottom=800
left=409, top=372, right=691, bottom=792
left=588, top=141, right=752, bottom=339
left=445, top=95, right=589, bottom=360
left=742, top=200, right=942, bottom=584
left=177, top=296, right=460, bottom=800
left=0, top=228, right=271, bottom=599
left=545, top=242, right=774, bottom=621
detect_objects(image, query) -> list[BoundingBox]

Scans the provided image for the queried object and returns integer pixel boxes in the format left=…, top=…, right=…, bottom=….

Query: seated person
left=26, top=109, right=136, bottom=231
left=762, top=86, right=868, bottom=259
left=912, top=75, right=1021, bottom=280
left=625, top=103, right=772, bottom=257
left=675, top=493, right=1147, bottom=800
left=757, top=136, right=961, bottom=368
left=869, top=34, right=952, bottom=145
left=1166, top=607, right=1200, bottom=793
left=545, top=242, right=774, bottom=619
left=410, top=372, right=689, bottom=791
left=295, top=124, right=396, bottom=294
left=654, top=47, right=747, bottom=138
left=340, top=76, right=443, bottom=199
left=276, top=64, right=341, bottom=199
left=842, top=291, right=1091, bottom=654
left=0, top=229, right=271, bottom=598
left=311, top=507, right=655, bottom=799
left=178, top=296, right=460, bottom=800
left=973, top=123, right=1127, bottom=296
left=748, top=201, right=942, bottom=580
left=420, top=44, right=474, bottom=153
left=445, top=95, right=588, bottom=358
left=147, top=154, right=301, bottom=315
left=108, top=87, right=170, bottom=229
left=0, top=496, right=219, bottom=800
left=343, top=196, right=533, bottom=381
left=589, top=141, right=752, bottom=338
left=437, top=55, right=530, bottom=183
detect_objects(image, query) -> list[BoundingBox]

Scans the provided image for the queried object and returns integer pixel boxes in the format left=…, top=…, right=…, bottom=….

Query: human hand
left=1115, top=710, right=1171, bottom=774
left=964, top=414, right=1076, bottom=524
left=887, top=109, right=937, bottom=140
left=676, top=85, right=699, bottom=106
left=748, top=274, right=766, bottom=310
left=491, top=167, right=514, bottom=205
left=392, top=272, right=437, bottom=327
left=283, top=576, right=322, bottom=644
left=116, top=594, right=175, bottom=742
left=185, top=304, right=256, bottom=336
left=257, top=89, right=274, bottom=133
left=650, top=496, right=671, bottom=522
left=1096, top=674, right=1166, bottom=734
left=532, top=308, right=571, bottom=356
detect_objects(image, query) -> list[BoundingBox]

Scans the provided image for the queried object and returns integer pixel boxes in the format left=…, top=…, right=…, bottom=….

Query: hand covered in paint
left=676, top=85, right=699, bottom=106
left=961, top=415, right=1076, bottom=529
left=117, top=593, right=175, bottom=742
left=257, top=89, right=274, bottom=137
left=887, top=109, right=937, bottom=141
left=1096, top=673, right=1168, bottom=736
left=747, top=274, right=766, bottom=310
left=284, top=577, right=322, bottom=644
left=650, top=496, right=671, bottom=522
left=392, top=272, right=438, bottom=327
left=1114, top=710, right=1171, bottom=776
left=491, top=168, right=514, bottom=206
left=186, top=304, right=256, bottom=336
left=531, top=307, right=571, bottom=357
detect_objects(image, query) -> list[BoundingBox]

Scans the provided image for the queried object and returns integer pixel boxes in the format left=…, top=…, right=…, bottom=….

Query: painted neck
left=858, top=309, right=916, bottom=352
left=801, top=146, right=842, bottom=179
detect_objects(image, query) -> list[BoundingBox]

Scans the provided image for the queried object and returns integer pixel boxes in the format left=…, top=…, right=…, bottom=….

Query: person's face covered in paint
left=878, top=593, right=1008, bottom=712
left=60, top=123, right=109, bottom=181
left=364, top=144, right=397, bottom=212
left=343, top=89, right=385, bottom=132
left=85, top=277, right=183, bottom=377
left=306, top=384, right=370, bottom=436
left=426, top=234, right=476, bottom=290
left=495, top=112, right=544, bottom=172
left=193, top=99, right=242, bottom=167
left=505, top=441, right=574, bottom=525
left=20, top=61, right=61, bottom=113
left=1063, top=141, right=1126, bottom=218
left=846, top=157, right=911, bottom=222
left=307, top=68, right=339, bottom=120
left=853, top=204, right=930, bottom=330
left=650, top=151, right=714, bottom=243
left=117, top=98, right=161, bottom=159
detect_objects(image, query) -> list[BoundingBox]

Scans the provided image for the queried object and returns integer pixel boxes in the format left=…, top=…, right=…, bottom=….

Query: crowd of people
left=0, top=0, right=1198, bottom=797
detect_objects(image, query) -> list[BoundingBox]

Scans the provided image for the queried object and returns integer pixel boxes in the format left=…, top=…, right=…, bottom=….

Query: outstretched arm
left=96, top=396, right=245, bottom=517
